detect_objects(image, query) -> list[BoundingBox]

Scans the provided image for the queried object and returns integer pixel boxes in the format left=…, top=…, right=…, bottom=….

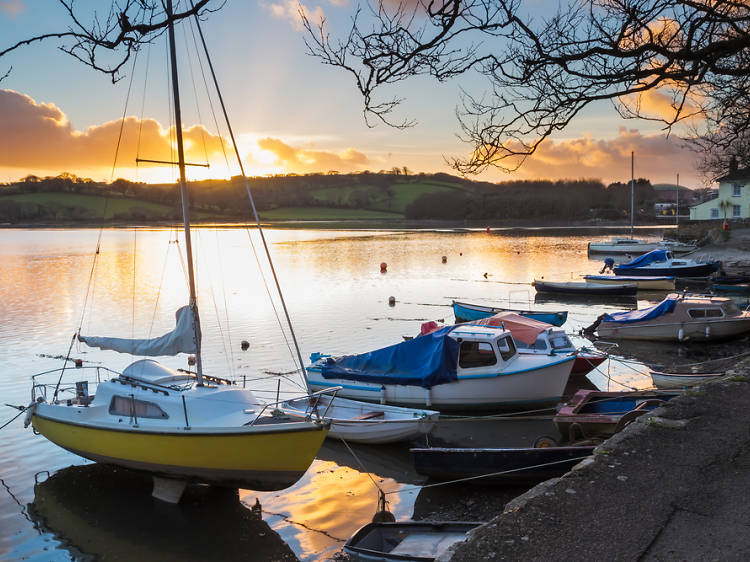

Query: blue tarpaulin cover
left=320, top=326, right=460, bottom=388
left=602, top=295, right=678, bottom=324
left=616, top=249, right=669, bottom=269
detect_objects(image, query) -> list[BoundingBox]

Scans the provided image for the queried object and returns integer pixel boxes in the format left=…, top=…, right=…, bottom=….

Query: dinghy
left=452, top=300, right=567, bottom=326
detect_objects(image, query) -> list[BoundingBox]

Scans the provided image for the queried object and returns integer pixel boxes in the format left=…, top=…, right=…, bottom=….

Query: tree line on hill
left=0, top=171, right=659, bottom=223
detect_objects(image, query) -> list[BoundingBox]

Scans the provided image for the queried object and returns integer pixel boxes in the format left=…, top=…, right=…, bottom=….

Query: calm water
left=0, top=227, right=742, bottom=561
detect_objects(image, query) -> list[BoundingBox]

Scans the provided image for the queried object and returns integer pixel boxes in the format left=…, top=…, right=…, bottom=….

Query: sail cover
left=320, top=326, right=459, bottom=388
left=602, top=295, right=678, bottom=324
left=471, top=312, right=550, bottom=345
left=78, top=306, right=199, bottom=356
left=616, top=249, right=668, bottom=269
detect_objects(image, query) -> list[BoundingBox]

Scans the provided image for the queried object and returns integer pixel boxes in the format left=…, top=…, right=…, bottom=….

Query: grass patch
left=259, top=206, right=404, bottom=220
left=727, top=375, right=749, bottom=382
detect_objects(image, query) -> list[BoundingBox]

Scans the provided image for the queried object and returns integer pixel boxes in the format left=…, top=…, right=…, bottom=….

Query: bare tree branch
left=303, top=0, right=750, bottom=176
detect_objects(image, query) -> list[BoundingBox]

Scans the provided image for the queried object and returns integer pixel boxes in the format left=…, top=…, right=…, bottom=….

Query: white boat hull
left=583, top=275, right=676, bottom=291
left=306, top=355, right=575, bottom=411
left=280, top=395, right=439, bottom=444
left=650, top=371, right=724, bottom=389
left=597, top=318, right=750, bottom=341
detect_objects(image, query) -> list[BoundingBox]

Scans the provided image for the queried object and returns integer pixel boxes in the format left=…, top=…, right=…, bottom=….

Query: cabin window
left=550, top=334, right=574, bottom=350
left=705, top=308, right=724, bottom=318
left=723, top=302, right=741, bottom=315
left=109, top=395, right=169, bottom=419
left=532, top=338, right=548, bottom=350
left=733, top=205, right=742, bottom=218
left=497, top=336, right=517, bottom=361
left=459, top=341, right=497, bottom=368
left=688, top=309, right=705, bottom=319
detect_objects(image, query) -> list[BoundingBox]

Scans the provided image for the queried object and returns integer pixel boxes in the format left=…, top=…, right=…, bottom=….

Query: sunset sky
left=0, top=1, right=707, bottom=187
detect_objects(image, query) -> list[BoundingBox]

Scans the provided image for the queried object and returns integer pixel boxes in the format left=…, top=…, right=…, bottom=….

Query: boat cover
left=321, top=326, right=459, bottom=388
left=616, top=249, right=668, bottom=269
left=471, top=312, right=549, bottom=345
left=78, top=305, right=199, bottom=356
left=602, top=295, right=678, bottom=324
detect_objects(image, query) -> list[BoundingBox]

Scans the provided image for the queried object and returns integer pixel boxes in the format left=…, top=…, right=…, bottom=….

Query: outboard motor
left=600, top=257, right=615, bottom=274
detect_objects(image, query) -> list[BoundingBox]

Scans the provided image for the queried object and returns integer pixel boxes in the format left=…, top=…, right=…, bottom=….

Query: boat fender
left=23, top=398, right=42, bottom=428
left=424, top=387, right=432, bottom=407
left=705, top=325, right=711, bottom=339
left=380, top=385, right=387, bottom=405
left=678, top=327, right=685, bottom=342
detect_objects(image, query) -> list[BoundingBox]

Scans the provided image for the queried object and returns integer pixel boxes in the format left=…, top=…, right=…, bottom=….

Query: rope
left=0, top=408, right=26, bottom=431
left=385, top=454, right=593, bottom=495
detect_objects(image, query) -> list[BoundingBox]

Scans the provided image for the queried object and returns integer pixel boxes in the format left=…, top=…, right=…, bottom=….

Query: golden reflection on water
left=241, top=459, right=411, bottom=560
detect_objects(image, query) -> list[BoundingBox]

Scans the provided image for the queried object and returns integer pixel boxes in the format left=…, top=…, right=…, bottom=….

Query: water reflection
left=28, top=464, right=298, bottom=562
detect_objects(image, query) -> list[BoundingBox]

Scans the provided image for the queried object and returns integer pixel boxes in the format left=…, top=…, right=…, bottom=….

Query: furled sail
left=78, top=305, right=199, bottom=356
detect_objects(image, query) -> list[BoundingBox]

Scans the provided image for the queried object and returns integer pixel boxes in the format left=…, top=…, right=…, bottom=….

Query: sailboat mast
left=630, top=151, right=634, bottom=239
left=166, top=0, right=204, bottom=384
left=676, top=173, right=680, bottom=227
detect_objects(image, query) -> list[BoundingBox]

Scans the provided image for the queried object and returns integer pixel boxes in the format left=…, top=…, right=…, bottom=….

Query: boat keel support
left=152, top=476, right=187, bottom=504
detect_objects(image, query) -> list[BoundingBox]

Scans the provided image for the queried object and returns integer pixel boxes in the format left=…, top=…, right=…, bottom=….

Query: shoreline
left=439, top=361, right=750, bottom=560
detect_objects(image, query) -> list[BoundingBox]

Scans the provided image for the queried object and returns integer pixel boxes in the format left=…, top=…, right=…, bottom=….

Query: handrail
left=246, top=386, right=343, bottom=426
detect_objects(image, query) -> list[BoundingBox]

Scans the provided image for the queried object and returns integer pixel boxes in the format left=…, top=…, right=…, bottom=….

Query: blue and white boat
left=613, top=250, right=719, bottom=278
left=306, top=325, right=576, bottom=411
left=452, top=300, right=567, bottom=326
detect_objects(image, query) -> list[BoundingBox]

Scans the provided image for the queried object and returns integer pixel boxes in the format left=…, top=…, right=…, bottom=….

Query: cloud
left=506, top=128, right=699, bottom=185
left=0, top=89, right=229, bottom=172
left=254, top=137, right=369, bottom=172
left=263, top=0, right=324, bottom=30
left=0, top=0, right=24, bottom=16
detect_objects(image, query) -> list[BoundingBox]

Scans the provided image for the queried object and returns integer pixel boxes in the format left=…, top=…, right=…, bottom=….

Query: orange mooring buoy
left=380, top=262, right=387, bottom=272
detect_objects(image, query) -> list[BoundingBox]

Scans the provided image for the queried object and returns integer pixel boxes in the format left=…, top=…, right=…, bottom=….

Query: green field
left=259, top=207, right=403, bottom=220
left=0, top=192, right=177, bottom=220
left=310, top=180, right=466, bottom=213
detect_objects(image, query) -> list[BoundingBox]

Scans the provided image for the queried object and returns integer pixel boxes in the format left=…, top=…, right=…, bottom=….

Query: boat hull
left=533, top=280, right=637, bottom=296
left=411, top=446, right=596, bottom=484
left=32, top=413, right=328, bottom=490
left=307, top=355, right=575, bottom=412
left=452, top=301, right=567, bottom=326
left=596, top=318, right=750, bottom=341
left=649, top=371, right=724, bottom=389
left=583, top=275, right=676, bottom=291
left=280, top=396, right=439, bottom=444
left=613, top=263, right=719, bottom=277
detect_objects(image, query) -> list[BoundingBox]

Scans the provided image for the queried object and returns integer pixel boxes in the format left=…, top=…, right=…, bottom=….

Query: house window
left=733, top=205, right=741, bottom=218
left=710, top=208, right=719, bottom=219
left=733, top=184, right=742, bottom=197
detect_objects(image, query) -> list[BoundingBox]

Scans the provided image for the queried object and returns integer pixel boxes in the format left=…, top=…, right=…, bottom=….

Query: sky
left=0, top=0, right=708, bottom=188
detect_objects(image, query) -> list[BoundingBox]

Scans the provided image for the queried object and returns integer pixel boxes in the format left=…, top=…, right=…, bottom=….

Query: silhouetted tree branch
left=303, top=1, right=750, bottom=174
left=1, top=0, right=223, bottom=82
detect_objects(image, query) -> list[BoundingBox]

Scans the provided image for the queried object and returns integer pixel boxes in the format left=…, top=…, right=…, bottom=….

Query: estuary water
left=0, top=226, right=742, bottom=561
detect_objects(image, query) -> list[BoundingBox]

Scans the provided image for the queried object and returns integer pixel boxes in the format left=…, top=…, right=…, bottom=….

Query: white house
left=690, top=163, right=750, bottom=220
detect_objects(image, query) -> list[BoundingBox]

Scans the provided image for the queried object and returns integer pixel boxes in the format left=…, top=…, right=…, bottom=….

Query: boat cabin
left=451, top=325, right=518, bottom=371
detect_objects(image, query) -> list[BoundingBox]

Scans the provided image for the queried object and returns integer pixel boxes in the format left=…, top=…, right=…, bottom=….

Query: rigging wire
left=189, top=6, right=311, bottom=392
left=181, top=23, right=210, bottom=167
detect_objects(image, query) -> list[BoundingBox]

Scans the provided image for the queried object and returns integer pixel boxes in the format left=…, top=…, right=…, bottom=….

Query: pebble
left=617, top=475, right=628, bottom=482
left=565, top=488, right=576, bottom=494
left=521, top=536, right=529, bottom=542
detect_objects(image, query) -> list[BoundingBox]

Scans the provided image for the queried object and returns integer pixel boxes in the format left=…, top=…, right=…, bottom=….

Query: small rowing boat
left=583, top=275, right=676, bottom=291
left=452, top=300, right=567, bottom=326
left=533, top=280, right=637, bottom=296
left=649, top=371, right=725, bottom=389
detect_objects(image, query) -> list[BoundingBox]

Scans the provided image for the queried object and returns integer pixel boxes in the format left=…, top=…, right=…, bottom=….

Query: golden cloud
left=0, top=89, right=228, bottom=171
left=509, top=128, right=699, bottom=185
left=263, top=0, right=324, bottom=30
left=255, top=137, right=369, bottom=172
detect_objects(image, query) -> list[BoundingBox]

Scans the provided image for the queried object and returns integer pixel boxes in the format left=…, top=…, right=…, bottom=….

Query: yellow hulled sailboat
left=26, top=1, right=328, bottom=503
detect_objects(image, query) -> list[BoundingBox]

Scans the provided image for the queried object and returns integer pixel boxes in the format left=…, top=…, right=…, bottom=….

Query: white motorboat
left=588, top=237, right=697, bottom=255
left=306, top=325, right=576, bottom=411
left=280, top=395, right=439, bottom=444
left=594, top=294, right=750, bottom=342
left=612, top=250, right=720, bottom=278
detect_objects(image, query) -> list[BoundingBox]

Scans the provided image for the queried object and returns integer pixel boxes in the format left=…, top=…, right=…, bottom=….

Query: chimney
left=729, top=156, right=738, bottom=174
